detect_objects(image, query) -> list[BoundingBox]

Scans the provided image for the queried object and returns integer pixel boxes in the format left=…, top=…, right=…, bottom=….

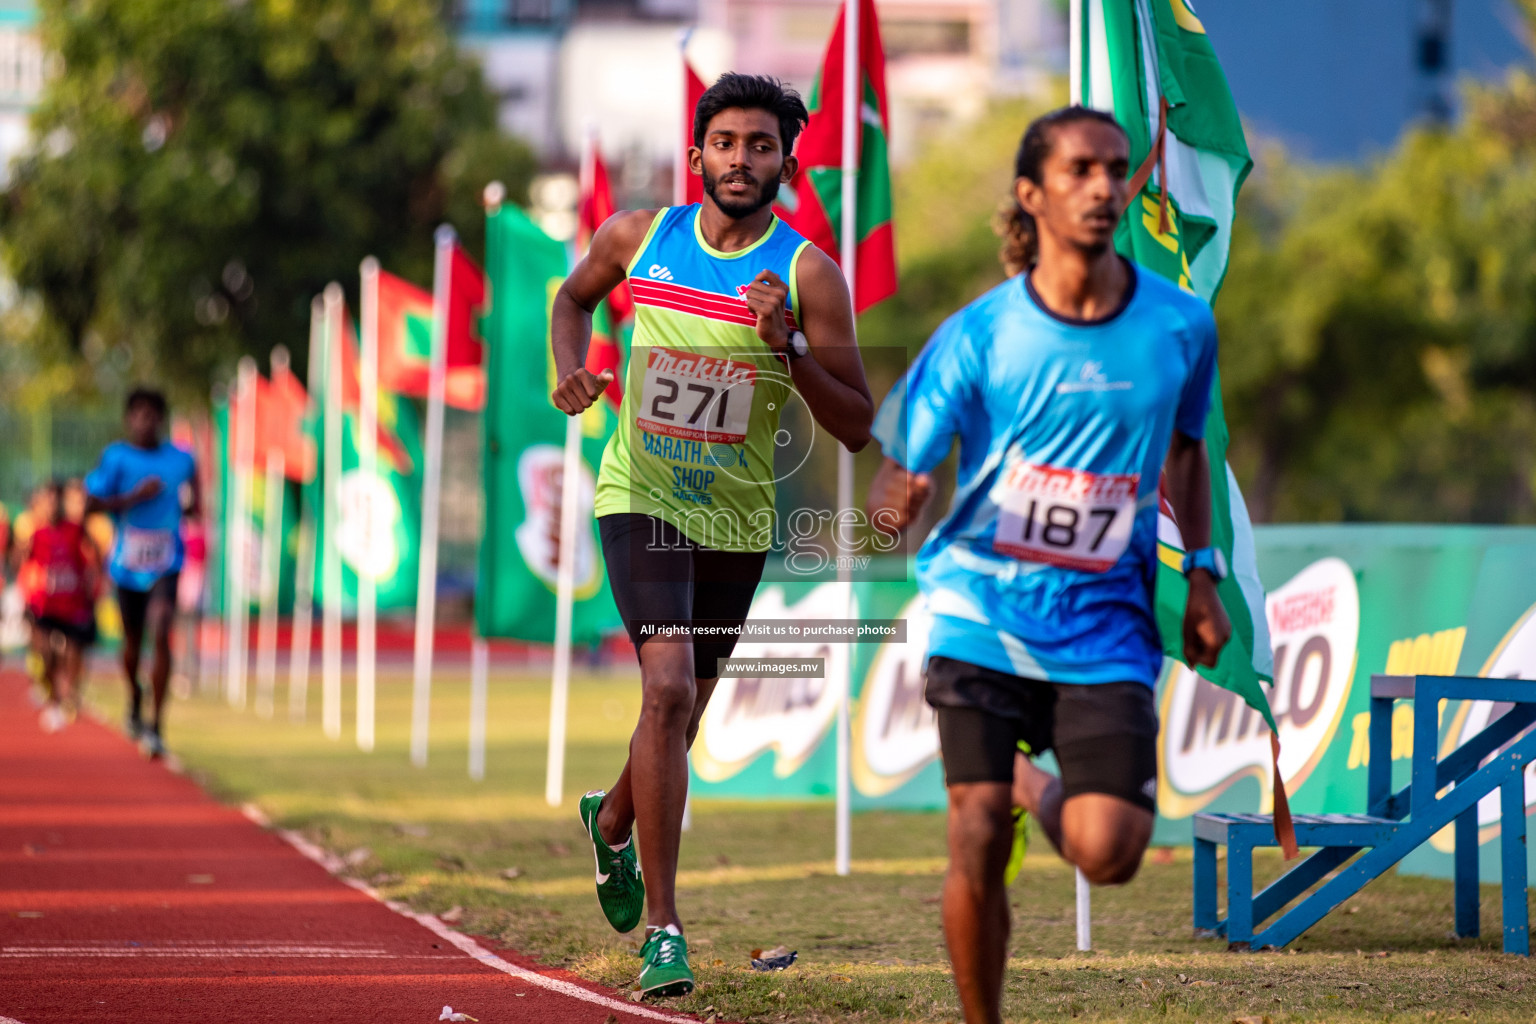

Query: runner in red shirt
left=19, top=481, right=101, bottom=732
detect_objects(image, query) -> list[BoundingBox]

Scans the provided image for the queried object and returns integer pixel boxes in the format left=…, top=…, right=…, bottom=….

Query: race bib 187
left=992, top=459, right=1139, bottom=573
left=636, top=348, right=756, bottom=444
left=120, top=527, right=175, bottom=575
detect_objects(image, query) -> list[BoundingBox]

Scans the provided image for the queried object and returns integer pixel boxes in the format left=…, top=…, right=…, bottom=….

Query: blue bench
left=1193, top=673, right=1536, bottom=954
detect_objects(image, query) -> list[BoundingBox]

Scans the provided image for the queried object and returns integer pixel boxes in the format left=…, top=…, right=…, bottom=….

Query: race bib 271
left=636, top=348, right=756, bottom=445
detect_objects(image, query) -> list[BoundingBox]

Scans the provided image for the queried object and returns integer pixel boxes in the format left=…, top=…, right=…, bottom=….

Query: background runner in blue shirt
left=866, top=107, right=1231, bottom=1024
left=86, top=387, right=200, bottom=758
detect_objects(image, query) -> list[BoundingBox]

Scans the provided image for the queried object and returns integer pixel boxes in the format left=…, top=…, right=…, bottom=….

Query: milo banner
left=690, top=525, right=1536, bottom=879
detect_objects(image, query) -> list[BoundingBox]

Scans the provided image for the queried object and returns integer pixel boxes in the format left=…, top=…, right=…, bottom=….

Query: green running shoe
left=579, top=790, right=644, bottom=933
left=1005, top=739, right=1032, bottom=886
left=1003, top=807, right=1029, bottom=886
left=638, top=927, right=695, bottom=998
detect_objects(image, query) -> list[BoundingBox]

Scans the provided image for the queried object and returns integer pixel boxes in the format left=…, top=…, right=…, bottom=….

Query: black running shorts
left=925, top=655, right=1160, bottom=813
left=598, top=514, right=767, bottom=679
left=117, top=572, right=180, bottom=644
left=27, top=611, right=97, bottom=648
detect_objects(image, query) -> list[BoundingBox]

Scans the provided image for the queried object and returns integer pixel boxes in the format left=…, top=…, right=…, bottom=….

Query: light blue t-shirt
left=872, top=263, right=1217, bottom=687
left=85, top=440, right=196, bottom=590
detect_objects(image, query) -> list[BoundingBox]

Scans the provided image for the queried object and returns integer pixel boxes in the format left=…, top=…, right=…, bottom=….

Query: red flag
left=332, top=303, right=415, bottom=476
left=775, top=0, right=897, bottom=312
left=235, top=373, right=316, bottom=483
left=444, top=244, right=487, bottom=375
left=681, top=57, right=707, bottom=207
left=372, top=263, right=487, bottom=411
left=579, top=137, right=632, bottom=410
left=578, top=143, right=634, bottom=323
left=268, top=362, right=317, bottom=482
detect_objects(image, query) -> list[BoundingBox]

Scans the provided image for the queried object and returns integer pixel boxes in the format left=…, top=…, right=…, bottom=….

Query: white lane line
left=0, top=1015, right=31, bottom=1024
left=243, top=807, right=692, bottom=1023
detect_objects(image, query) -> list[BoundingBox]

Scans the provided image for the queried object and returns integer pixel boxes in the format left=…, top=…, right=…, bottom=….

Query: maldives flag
left=235, top=371, right=316, bottom=483
left=578, top=140, right=631, bottom=409
left=680, top=56, right=706, bottom=206
left=335, top=304, right=415, bottom=477
left=374, top=256, right=488, bottom=411
left=775, top=0, right=897, bottom=313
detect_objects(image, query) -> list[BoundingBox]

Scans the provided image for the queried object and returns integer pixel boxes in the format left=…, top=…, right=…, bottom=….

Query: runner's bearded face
left=698, top=107, right=789, bottom=219
left=1018, top=120, right=1130, bottom=257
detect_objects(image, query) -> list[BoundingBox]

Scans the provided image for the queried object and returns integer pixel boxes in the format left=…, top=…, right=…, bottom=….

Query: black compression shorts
left=117, top=573, right=179, bottom=645
left=925, top=655, right=1160, bottom=812
left=28, top=612, right=97, bottom=648
left=598, top=513, right=766, bottom=678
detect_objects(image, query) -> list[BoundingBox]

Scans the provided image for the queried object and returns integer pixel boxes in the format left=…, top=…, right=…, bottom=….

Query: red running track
left=0, top=672, right=692, bottom=1024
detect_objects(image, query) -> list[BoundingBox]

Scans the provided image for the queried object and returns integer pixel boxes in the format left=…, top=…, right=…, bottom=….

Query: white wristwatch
left=785, top=330, right=809, bottom=360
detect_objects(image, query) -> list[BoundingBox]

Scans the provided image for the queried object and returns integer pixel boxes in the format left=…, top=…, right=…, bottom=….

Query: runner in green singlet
left=550, top=73, right=874, bottom=998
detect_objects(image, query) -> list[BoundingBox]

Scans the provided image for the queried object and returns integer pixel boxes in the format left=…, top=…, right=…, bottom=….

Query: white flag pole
left=544, top=132, right=600, bottom=807
left=227, top=359, right=258, bottom=709
left=203, top=383, right=226, bottom=694
left=358, top=257, right=381, bottom=753
left=468, top=183, right=506, bottom=783
left=221, top=382, right=239, bottom=703
left=546, top=412, right=582, bottom=808
left=254, top=444, right=285, bottom=720
left=289, top=298, right=323, bottom=722
left=469, top=636, right=489, bottom=782
left=675, top=28, right=693, bottom=207
left=410, top=225, right=455, bottom=768
left=253, top=346, right=293, bottom=718
left=1069, top=0, right=1083, bottom=105
left=833, top=0, right=861, bottom=880
left=322, top=283, right=346, bottom=741
left=1068, top=0, right=1092, bottom=949
left=1076, top=867, right=1092, bottom=950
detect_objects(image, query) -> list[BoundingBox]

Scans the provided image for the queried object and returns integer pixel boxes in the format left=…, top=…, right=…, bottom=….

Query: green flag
left=303, top=318, right=425, bottom=613
left=476, top=204, right=621, bottom=644
left=1079, top=0, right=1292, bottom=847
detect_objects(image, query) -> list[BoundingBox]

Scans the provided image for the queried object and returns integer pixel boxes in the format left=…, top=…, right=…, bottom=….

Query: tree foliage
left=0, top=0, right=535, bottom=401
left=1219, top=78, right=1536, bottom=522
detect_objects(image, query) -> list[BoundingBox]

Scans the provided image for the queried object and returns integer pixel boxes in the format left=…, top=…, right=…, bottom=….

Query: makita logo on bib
left=647, top=348, right=756, bottom=386
left=648, top=264, right=675, bottom=281
left=1000, top=461, right=1138, bottom=505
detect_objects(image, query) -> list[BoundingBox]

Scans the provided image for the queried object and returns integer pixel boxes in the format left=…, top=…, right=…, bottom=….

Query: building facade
left=0, top=2, right=43, bottom=185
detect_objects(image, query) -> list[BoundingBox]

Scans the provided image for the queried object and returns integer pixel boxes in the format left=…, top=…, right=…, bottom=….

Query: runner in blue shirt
left=867, top=107, right=1231, bottom=1024
left=86, top=388, right=201, bottom=758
